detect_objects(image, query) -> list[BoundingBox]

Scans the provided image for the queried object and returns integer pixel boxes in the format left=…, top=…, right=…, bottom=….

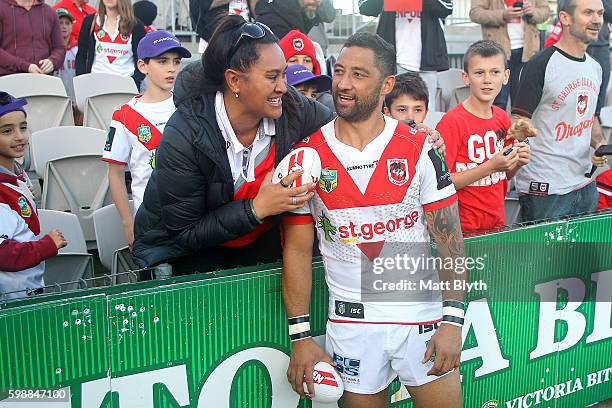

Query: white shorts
left=325, top=319, right=450, bottom=394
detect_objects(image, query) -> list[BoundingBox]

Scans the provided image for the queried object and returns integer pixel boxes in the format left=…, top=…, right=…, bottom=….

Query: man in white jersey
left=512, top=0, right=609, bottom=221
left=282, top=32, right=466, bottom=407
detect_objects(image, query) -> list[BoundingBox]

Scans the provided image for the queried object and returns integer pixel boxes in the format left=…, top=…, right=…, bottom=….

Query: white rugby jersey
left=102, top=95, right=175, bottom=211
left=91, top=16, right=134, bottom=77
left=286, top=117, right=457, bottom=324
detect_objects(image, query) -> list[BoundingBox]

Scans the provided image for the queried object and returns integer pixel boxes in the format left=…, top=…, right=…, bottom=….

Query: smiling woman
left=132, top=15, right=334, bottom=275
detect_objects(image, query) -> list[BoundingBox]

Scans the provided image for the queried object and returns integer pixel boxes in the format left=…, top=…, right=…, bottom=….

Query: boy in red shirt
left=436, top=40, right=533, bottom=234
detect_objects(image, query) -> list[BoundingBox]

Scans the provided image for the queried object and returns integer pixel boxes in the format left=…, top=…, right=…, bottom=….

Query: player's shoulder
left=491, top=105, right=511, bottom=122
left=111, top=96, right=139, bottom=123
left=527, top=46, right=557, bottom=67
left=295, top=120, right=331, bottom=150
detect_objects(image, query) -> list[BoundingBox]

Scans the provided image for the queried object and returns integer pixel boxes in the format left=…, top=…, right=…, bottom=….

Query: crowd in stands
left=0, top=0, right=611, bottom=300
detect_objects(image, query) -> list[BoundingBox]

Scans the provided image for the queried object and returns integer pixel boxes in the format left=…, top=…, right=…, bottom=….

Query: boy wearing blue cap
left=286, top=64, right=332, bottom=101
left=0, top=92, right=67, bottom=300
left=102, top=30, right=191, bottom=249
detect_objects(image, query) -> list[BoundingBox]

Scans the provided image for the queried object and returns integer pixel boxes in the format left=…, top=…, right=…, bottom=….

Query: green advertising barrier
left=0, top=213, right=611, bottom=408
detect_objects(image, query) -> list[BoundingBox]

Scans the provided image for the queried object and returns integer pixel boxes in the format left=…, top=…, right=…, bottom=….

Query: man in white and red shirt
left=282, top=33, right=466, bottom=408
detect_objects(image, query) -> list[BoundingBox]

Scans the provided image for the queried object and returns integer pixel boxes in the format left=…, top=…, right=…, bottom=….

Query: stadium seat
left=44, top=253, right=94, bottom=293
left=41, top=154, right=113, bottom=245
left=449, top=86, right=470, bottom=110
left=436, top=69, right=464, bottom=111
left=73, top=73, right=138, bottom=130
left=0, top=73, right=74, bottom=133
left=423, top=111, right=445, bottom=128
left=30, top=126, right=106, bottom=179
left=112, top=247, right=140, bottom=283
left=37, top=209, right=87, bottom=254
left=93, top=202, right=133, bottom=271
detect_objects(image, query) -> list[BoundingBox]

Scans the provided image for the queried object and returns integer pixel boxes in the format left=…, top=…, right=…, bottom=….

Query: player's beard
left=333, top=80, right=383, bottom=123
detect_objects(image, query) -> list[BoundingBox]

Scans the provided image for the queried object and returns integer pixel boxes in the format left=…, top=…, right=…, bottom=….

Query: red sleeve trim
left=423, top=194, right=458, bottom=212
left=0, top=235, right=58, bottom=272
left=510, top=107, right=533, bottom=119
left=282, top=214, right=314, bottom=225
left=101, top=158, right=128, bottom=165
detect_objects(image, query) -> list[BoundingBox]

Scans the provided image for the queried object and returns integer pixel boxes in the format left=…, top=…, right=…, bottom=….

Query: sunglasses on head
left=226, top=22, right=271, bottom=67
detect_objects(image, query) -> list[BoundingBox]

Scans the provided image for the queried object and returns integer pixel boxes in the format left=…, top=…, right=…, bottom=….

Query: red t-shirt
left=53, top=0, right=97, bottom=48
left=436, top=103, right=512, bottom=234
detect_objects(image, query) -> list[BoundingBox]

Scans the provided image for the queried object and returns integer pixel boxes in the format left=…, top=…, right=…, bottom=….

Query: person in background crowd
left=470, top=0, right=550, bottom=111
left=544, top=0, right=612, bottom=116
left=190, top=0, right=257, bottom=53
left=0, top=0, right=66, bottom=76
left=256, top=0, right=323, bottom=40
left=279, top=29, right=334, bottom=111
left=52, top=0, right=96, bottom=48
left=0, top=92, right=67, bottom=301
left=132, top=16, right=334, bottom=274
left=384, top=72, right=430, bottom=124
left=102, top=31, right=191, bottom=249
left=596, top=168, right=612, bottom=209
left=75, top=0, right=147, bottom=88
left=306, top=0, right=335, bottom=57
left=55, top=8, right=78, bottom=106
left=359, top=0, right=453, bottom=111
left=436, top=41, right=532, bottom=234
left=286, top=64, right=331, bottom=100
left=512, top=0, right=608, bottom=222
left=133, top=0, right=158, bottom=32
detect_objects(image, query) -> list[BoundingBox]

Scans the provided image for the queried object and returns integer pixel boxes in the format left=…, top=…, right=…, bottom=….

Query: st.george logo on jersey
left=137, top=125, right=152, bottom=143
left=577, top=91, right=589, bottom=118
left=387, top=159, right=408, bottom=186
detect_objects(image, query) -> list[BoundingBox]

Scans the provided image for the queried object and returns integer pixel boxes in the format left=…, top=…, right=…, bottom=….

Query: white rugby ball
left=303, top=361, right=344, bottom=403
left=273, top=147, right=321, bottom=194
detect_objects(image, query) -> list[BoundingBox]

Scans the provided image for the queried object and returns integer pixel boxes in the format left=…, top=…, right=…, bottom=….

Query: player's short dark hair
left=463, top=40, right=507, bottom=72
left=342, top=32, right=396, bottom=78
left=558, top=0, right=577, bottom=16
left=384, top=72, right=429, bottom=110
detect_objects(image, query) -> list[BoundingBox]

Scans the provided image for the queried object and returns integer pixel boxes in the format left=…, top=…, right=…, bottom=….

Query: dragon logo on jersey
left=319, top=168, right=337, bottom=193
left=577, top=91, right=589, bottom=118
left=387, top=159, right=408, bottom=186
left=137, top=125, right=152, bottom=143
left=17, top=196, right=31, bottom=218
left=317, top=213, right=337, bottom=242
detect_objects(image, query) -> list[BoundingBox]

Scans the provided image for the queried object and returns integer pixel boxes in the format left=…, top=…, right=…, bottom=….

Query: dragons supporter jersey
left=102, top=95, right=175, bottom=211
left=285, top=117, right=457, bottom=324
left=511, top=46, right=602, bottom=196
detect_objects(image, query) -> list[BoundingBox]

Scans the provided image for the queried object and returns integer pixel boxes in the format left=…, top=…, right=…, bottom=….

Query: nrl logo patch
left=319, top=168, right=337, bottom=193
left=292, top=38, right=304, bottom=52
left=137, top=125, right=152, bottom=143
left=97, top=29, right=106, bottom=39
left=17, top=196, right=31, bottom=218
left=387, top=159, right=408, bottom=186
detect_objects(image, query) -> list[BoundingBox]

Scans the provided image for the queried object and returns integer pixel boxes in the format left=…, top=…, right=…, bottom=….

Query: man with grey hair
left=511, top=0, right=609, bottom=222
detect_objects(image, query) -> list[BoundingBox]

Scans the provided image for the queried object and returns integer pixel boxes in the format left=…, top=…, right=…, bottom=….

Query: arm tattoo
left=425, top=202, right=465, bottom=260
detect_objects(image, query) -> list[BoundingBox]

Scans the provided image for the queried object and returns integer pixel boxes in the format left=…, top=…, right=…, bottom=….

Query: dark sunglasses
left=226, top=22, right=271, bottom=67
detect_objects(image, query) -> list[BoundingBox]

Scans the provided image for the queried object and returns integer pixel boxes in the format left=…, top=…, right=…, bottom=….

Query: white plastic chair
left=93, top=202, right=132, bottom=271
left=449, top=86, right=470, bottom=110
left=436, top=69, right=464, bottom=111
left=37, top=209, right=87, bottom=254
left=73, top=73, right=138, bottom=130
left=0, top=74, right=75, bottom=133
left=112, top=247, right=140, bottom=283
left=423, top=111, right=445, bottom=129
left=30, top=126, right=106, bottom=179
left=41, top=154, right=113, bottom=243
left=44, top=253, right=94, bottom=292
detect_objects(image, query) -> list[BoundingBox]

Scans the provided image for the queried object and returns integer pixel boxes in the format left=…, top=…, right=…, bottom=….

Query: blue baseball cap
left=137, top=30, right=192, bottom=60
left=286, top=64, right=332, bottom=93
